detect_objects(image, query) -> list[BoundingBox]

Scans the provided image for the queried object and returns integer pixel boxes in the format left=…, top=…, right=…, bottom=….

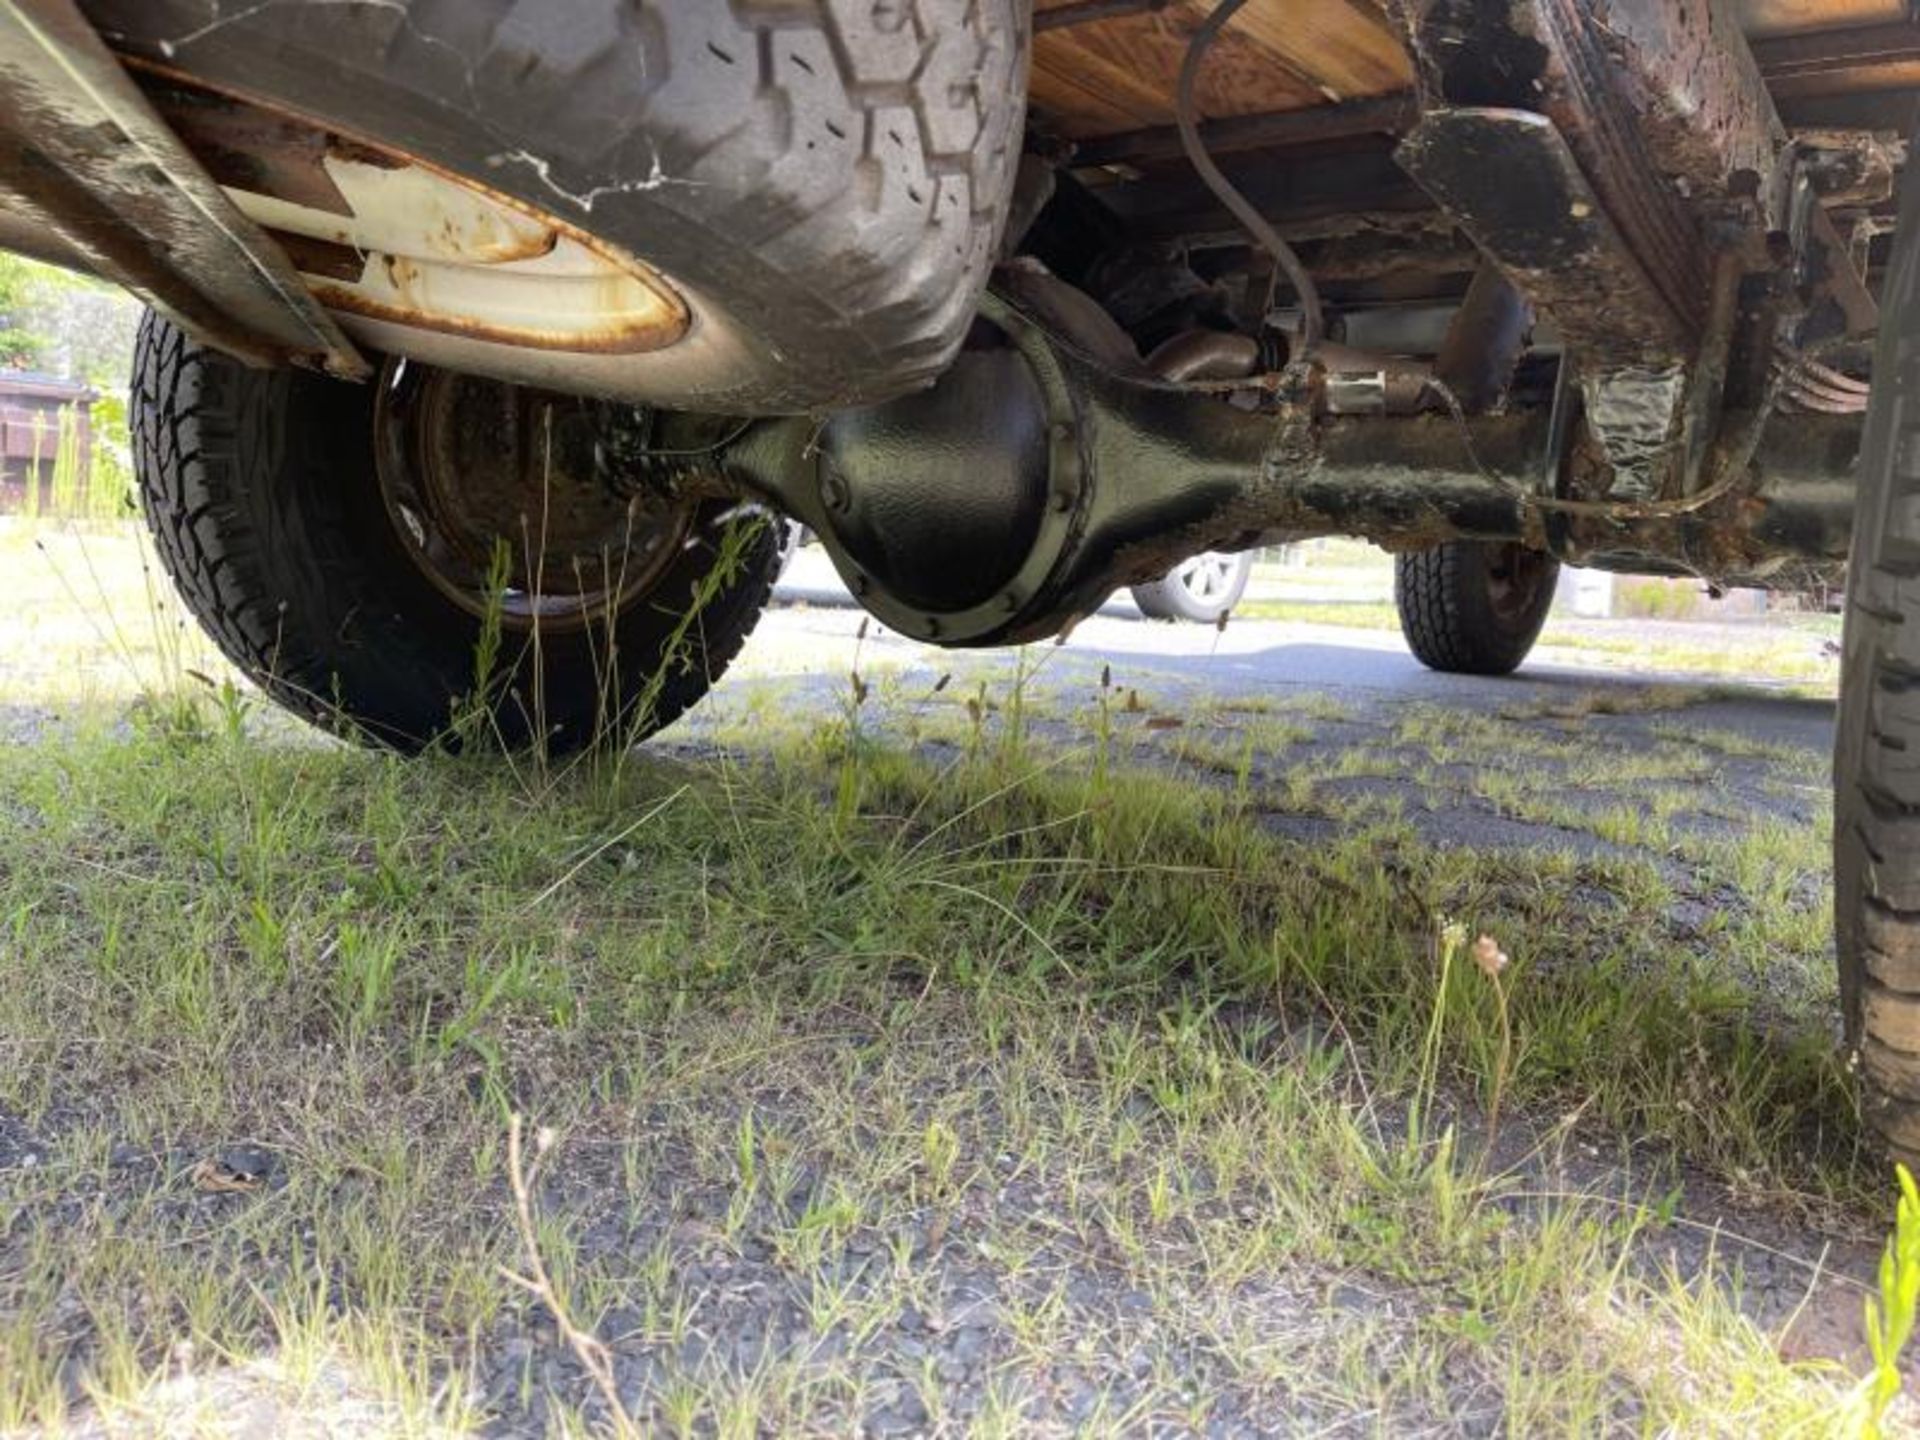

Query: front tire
left=1394, top=541, right=1559, bottom=676
left=132, top=312, right=778, bottom=753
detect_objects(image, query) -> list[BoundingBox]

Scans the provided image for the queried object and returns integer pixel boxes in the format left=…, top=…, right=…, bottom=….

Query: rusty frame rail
left=1392, top=0, right=1874, bottom=510
left=0, top=0, right=364, bottom=376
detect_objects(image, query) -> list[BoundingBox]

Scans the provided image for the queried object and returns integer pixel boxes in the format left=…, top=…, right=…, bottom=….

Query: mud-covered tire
left=86, top=0, right=1030, bottom=413
left=131, top=311, right=777, bottom=753
left=1837, top=134, right=1920, bottom=1166
left=1394, top=541, right=1559, bottom=676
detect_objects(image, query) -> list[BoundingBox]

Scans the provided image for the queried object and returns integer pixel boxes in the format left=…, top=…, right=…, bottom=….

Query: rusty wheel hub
left=1484, top=542, right=1553, bottom=623
left=373, top=360, right=692, bottom=628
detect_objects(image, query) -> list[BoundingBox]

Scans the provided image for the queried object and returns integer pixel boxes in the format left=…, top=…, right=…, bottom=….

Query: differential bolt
left=821, top=470, right=850, bottom=512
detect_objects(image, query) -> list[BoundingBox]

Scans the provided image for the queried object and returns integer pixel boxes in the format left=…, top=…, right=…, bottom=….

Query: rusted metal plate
left=1402, top=0, right=1779, bottom=334
left=1395, top=109, right=1694, bottom=367
left=152, top=84, right=352, bottom=217
left=1398, top=113, right=1723, bottom=503
left=301, top=233, right=689, bottom=357
left=136, top=74, right=688, bottom=357
left=0, top=0, right=363, bottom=375
left=1391, top=0, right=1883, bottom=508
left=1575, top=0, right=1784, bottom=225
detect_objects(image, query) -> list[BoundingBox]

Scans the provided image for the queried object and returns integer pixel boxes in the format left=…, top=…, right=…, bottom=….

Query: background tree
left=0, top=253, right=52, bottom=370
left=0, top=253, right=141, bottom=514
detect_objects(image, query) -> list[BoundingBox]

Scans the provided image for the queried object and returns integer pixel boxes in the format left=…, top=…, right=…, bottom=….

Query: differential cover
left=812, top=345, right=1054, bottom=617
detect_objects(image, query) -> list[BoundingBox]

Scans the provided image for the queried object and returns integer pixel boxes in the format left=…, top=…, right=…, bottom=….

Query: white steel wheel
left=1131, top=550, right=1255, bottom=623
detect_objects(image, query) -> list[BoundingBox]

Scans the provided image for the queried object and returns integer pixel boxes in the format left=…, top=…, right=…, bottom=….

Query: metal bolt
left=821, top=469, right=850, bottom=512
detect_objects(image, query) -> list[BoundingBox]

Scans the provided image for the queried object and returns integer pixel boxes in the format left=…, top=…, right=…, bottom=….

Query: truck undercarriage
left=0, top=0, right=1897, bottom=639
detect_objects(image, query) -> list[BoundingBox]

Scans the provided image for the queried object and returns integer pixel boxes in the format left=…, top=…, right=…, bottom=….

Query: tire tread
left=1393, top=542, right=1557, bottom=676
left=133, top=311, right=775, bottom=751
left=1838, top=123, right=1920, bottom=1165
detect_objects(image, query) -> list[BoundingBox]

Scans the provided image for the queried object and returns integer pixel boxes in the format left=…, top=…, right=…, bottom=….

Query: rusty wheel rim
left=372, top=359, right=693, bottom=631
left=1484, top=543, right=1552, bottom=625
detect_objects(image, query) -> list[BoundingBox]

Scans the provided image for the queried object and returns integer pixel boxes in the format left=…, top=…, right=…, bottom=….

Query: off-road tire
left=132, top=311, right=778, bottom=753
left=86, top=0, right=1030, bottom=413
left=1394, top=542, right=1559, bottom=676
left=1837, top=136, right=1920, bottom=1166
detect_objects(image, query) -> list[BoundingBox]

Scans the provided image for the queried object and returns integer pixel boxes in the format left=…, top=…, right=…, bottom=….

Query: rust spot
left=328, top=135, right=406, bottom=171
left=123, top=60, right=690, bottom=354
left=261, top=227, right=361, bottom=282
left=308, top=280, right=685, bottom=355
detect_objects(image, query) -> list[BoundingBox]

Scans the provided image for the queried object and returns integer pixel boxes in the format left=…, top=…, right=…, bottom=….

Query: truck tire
left=1131, top=551, right=1254, bottom=623
left=85, top=0, right=1030, bottom=413
left=1394, top=541, right=1559, bottom=676
left=1837, top=136, right=1920, bottom=1166
left=132, top=311, right=778, bottom=753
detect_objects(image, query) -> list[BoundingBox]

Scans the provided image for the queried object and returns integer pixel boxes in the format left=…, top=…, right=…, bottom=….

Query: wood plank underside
left=1033, top=0, right=1917, bottom=141
left=1029, top=0, right=1411, bottom=138
left=1736, top=0, right=1907, bottom=37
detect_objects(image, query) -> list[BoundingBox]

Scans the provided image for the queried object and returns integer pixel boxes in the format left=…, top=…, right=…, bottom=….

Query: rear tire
left=1837, top=132, right=1920, bottom=1167
left=132, top=311, right=777, bottom=753
left=1394, top=541, right=1559, bottom=676
left=86, top=0, right=1030, bottom=413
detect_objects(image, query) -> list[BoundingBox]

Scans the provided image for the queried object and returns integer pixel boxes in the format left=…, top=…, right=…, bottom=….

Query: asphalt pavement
left=766, top=547, right=1835, bottom=760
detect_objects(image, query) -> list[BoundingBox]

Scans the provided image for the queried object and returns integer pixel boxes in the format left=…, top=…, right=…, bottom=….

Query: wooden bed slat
left=1736, top=0, right=1909, bottom=39
left=1032, top=0, right=1920, bottom=144
left=1031, top=0, right=1411, bottom=139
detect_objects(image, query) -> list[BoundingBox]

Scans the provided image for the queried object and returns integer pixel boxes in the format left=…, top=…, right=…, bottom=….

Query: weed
left=1859, top=1163, right=1920, bottom=1437
left=447, top=537, right=514, bottom=754
left=503, top=1116, right=635, bottom=1435
left=1411, top=917, right=1464, bottom=1154
left=329, top=920, right=402, bottom=1040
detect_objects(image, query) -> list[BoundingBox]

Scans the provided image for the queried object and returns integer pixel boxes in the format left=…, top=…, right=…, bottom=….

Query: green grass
left=0, top=520, right=1902, bottom=1434
left=0, top=521, right=232, bottom=709
left=0, top=675, right=1893, bottom=1433
left=1233, top=598, right=1403, bottom=629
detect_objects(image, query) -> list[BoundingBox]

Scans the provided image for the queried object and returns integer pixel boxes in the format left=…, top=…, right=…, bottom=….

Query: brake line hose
left=1174, top=0, right=1326, bottom=360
